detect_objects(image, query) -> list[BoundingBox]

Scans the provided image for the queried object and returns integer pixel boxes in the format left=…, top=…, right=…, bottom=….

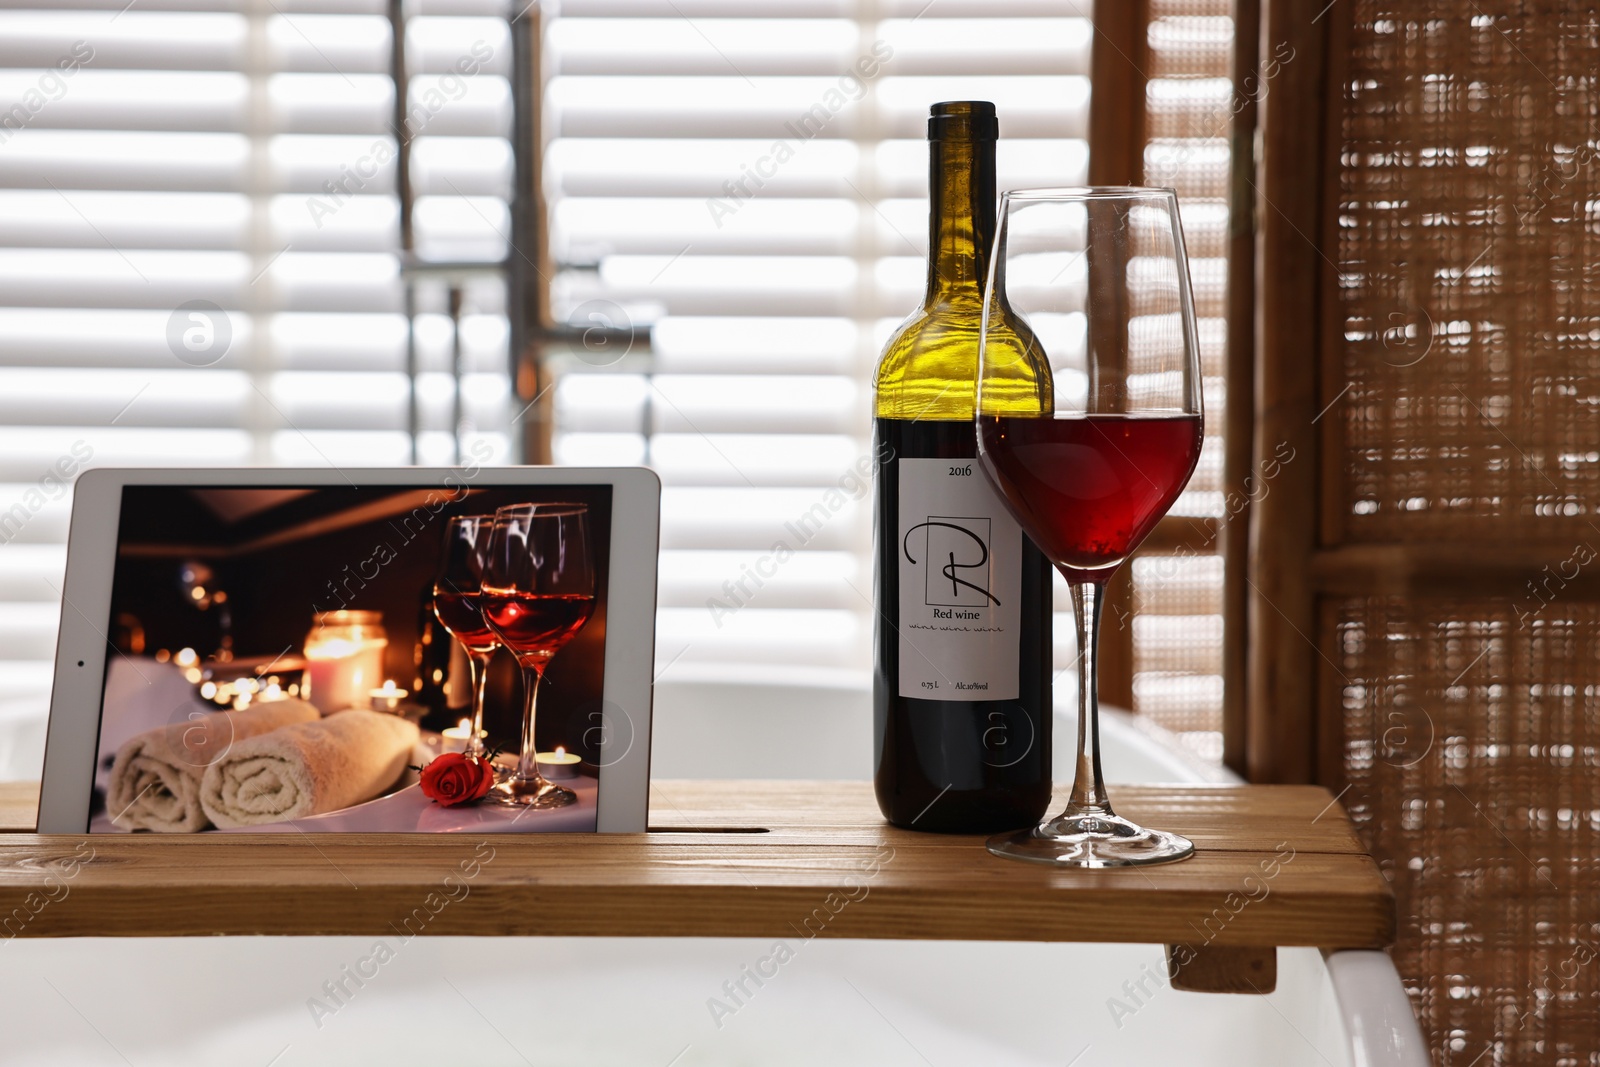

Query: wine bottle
left=872, top=101, right=1052, bottom=833
left=413, top=582, right=453, bottom=719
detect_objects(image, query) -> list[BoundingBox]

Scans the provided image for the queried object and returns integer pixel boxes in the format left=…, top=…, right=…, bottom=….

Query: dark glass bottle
left=872, top=101, right=1052, bottom=833
left=413, top=583, right=452, bottom=720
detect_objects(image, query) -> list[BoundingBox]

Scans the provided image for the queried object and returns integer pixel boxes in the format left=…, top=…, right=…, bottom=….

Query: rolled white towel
left=107, top=699, right=322, bottom=833
left=200, top=710, right=420, bottom=828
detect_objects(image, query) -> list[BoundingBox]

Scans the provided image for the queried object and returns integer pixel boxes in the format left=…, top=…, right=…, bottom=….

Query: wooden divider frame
left=1244, top=0, right=1345, bottom=785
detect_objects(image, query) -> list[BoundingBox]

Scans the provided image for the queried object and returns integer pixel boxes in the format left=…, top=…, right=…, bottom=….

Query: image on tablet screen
left=89, top=482, right=613, bottom=833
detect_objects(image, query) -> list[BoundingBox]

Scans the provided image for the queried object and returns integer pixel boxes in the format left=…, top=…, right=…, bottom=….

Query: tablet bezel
left=37, top=466, right=659, bottom=834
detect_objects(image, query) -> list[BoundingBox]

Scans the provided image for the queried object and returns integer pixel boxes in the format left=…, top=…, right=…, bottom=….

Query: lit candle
left=440, top=718, right=486, bottom=754
left=369, top=680, right=408, bottom=713
left=303, top=612, right=388, bottom=714
left=536, top=746, right=582, bottom=780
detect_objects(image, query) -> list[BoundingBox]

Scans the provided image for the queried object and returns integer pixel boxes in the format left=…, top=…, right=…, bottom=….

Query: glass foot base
left=488, top=776, right=576, bottom=809
left=987, top=809, right=1195, bottom=868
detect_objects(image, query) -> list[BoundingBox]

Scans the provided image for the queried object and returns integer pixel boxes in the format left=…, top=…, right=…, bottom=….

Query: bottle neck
left=925, top=137, right=996, bottom=303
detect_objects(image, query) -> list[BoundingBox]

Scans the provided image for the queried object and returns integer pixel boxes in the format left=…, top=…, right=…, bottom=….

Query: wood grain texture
left=1313, top=8, right=1353, bottom=554
left=1084, top=0, right=1149, bottom=711
left=1222, top=0, right=1261, bottom=780
left=1097, top=560, right=1137, bottom=710
left=1086, top=0, right=1150, bottom=189
left=1311, top=543, right=1600, bottom=598
left=1246, top=0, right=1339, bottom=785
left=0, top=780, right=1392, bottom=949
left=1166, top=943, right=1278, bottom=994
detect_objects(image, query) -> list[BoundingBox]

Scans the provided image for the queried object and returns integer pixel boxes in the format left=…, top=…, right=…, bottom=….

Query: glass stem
left=515, top=663, right=545, bottom=783
left=1066, top=580, right=1113, bottom=814
left=466, top=649, right=492, bottom=758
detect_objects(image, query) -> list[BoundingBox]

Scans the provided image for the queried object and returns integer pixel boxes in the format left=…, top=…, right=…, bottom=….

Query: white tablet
left=37, top=466, right=658, bottom=834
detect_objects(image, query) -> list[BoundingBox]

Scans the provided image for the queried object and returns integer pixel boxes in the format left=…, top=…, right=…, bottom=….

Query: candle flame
left=458, top=718, right=470, bottom=731
left=555, top=745, right=566, bottom=758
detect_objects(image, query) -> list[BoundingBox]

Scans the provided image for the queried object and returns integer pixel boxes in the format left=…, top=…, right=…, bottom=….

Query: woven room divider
left=1248, top=3, right=1600, bottom=1063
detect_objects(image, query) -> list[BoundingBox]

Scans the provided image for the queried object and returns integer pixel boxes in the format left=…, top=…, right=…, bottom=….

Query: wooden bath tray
left=0, top=780, right=1391, bottom=994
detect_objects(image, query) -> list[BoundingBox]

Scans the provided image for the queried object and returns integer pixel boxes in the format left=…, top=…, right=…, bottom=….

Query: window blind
left=544, top=0, right=1095, bottom=687
left=0, top=0, right=517, bottom=773
left=0, top=0, right=1237, bottom=774
left=1130, top=0, right=1234, bottom=761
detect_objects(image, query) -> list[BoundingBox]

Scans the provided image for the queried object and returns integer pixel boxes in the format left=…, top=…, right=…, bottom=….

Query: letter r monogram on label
left=904, top=516, right=1001, bottom=607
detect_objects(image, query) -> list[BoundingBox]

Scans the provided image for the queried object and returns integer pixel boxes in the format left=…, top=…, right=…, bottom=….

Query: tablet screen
left=89, top=483, right=613, bottom=833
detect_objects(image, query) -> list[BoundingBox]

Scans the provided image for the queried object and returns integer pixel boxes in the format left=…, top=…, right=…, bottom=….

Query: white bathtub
left=0, top=679, right=1427, bottom=1067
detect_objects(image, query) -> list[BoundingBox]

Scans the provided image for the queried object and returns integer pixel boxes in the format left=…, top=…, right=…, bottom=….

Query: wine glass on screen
left=432, top=515, right=499, bottom=761
left=481, top=503, right=596, bottom=809
left=976, top=187, right=1204, bottom=867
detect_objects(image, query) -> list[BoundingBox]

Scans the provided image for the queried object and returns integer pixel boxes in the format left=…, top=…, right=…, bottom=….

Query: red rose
left=419, top=752, right=495, bottom=806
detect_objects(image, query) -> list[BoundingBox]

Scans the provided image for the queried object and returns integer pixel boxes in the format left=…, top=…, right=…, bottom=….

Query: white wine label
left=896, top=458, right=1022, bottom=700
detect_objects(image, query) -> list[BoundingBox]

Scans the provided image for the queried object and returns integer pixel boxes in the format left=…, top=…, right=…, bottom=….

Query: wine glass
left=976, top=187, right=1204, bottom=866
left=432, top=515, right=499, bottom=760
left=480, top=503, right=596, bottom=808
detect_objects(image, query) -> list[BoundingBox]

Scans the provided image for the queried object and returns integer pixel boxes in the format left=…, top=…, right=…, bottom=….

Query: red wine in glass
left=432, top=590, right=500, bottom=655
left=479, top=592, right=595, bottom=662
left=977, top=186, right=1205, bottom=868
left=433, top=515, right=500, bottom=759
left=481, top=503, right=596, bottom=809
left=978, top=414, right=1203, bottom=581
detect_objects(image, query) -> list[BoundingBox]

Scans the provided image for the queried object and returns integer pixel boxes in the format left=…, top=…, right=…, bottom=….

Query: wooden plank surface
left=0, top=780, right=1391, bottom=949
